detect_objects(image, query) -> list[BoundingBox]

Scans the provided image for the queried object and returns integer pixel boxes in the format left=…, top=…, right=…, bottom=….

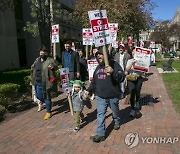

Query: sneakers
left=90, top=135, right=106, bottom=143
left=129, top=109, right=136, bottom=117
left=73, top=127, right=80, bottom=132
left=90, top=94, right=95, bottom=101
left=44, top=113, right=51, bottom=120
left=114, top=123, right=120, bottom=130
left=37, top=102, right=42, bottom=112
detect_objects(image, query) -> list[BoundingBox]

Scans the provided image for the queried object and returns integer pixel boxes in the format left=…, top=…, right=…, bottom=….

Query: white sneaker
left=129, top=109, right=136, bottom=117
left=135, top=102, right=140, bottom=109
left=90, top=94, right=95, bottom=101
left=37, top=102, right=42, bottom=112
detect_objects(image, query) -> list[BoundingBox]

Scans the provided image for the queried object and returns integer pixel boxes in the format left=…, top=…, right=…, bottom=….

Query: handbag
left=126, top=74, right=138, bottom=81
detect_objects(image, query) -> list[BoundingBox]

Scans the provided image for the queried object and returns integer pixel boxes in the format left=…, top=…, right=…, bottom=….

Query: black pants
left=127, top=77, right=143, bottom=109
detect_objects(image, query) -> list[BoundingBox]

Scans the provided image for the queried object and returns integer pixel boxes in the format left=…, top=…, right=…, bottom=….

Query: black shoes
left=90, top=135, right=106, bottom=143
left=114, top=123, right=120, bottom=130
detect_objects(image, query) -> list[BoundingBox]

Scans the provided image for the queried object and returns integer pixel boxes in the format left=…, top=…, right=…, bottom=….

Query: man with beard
left=84, top=47, right=125, bottom=143
left=62, top=41, right=80, bottom=80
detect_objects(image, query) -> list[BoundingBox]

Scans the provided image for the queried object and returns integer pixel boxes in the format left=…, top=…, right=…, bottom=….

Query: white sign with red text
left=87, top=60, right=99, bottom=81
left=109, top=23, right=118, bottom=42
left=112, top=41, right=118, bottom=48
left=88, top=10, right=112, bottom=47
left=51, top=24, right=59, bottom=43
left=82, top=28, right=94, bottom=45
left=133, top=47, right=151, bottom=72
left=60, top=68, right=71, bottom=93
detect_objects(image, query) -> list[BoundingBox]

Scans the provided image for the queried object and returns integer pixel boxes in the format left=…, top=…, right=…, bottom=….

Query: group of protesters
left=31, top=40, right=144, bottom=143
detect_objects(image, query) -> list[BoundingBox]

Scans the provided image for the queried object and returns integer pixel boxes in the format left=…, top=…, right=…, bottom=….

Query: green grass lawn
left=156, top=56, right=180, bottom=113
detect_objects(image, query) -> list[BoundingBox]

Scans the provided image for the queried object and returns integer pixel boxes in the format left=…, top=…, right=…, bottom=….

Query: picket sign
left=51, top=24, right=59, bottom=59
left=59, top=68, right=74, bottom=116
left=82, top=28, right=93, bottom=45
left=87, top=60, right=99, bottom=81
left=88, top=10, right=112, bottom=47
left=88, top=10, right=111, bottom=68
left=133, top=47, right=151, bottom=72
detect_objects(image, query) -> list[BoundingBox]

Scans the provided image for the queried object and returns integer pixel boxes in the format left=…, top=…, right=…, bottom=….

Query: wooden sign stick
left=67, top=94, right=74, bottom=116
left=85, top=45, right=89, bottom=60
left=102, top=45, right=109, bottom=67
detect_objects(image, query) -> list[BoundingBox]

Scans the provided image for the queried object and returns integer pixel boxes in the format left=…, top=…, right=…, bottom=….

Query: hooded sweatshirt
left=87, top=60, right=125, bottom=99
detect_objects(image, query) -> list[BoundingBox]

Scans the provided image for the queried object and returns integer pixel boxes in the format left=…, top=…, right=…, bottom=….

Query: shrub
left=0, top=93, right=7, bottom=107
left=0, top=83, right=20, bottom=107
left=24, top=76, right=32, bottom=93
left=0, top=69, right=30, bottom=92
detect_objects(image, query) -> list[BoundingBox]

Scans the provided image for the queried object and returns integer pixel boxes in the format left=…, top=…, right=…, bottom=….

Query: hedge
left=0, top=83, right=20, bottom=107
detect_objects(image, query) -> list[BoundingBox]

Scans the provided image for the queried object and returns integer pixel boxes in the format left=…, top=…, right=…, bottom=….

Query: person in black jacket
left=78, top=49, right=87, bottom=81
left=84, top=47, right=125, bottom=143
left=62, top=41, right=80, bottom=80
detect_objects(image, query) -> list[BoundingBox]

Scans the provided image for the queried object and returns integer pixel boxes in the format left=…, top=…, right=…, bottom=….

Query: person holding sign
left=69, top=80, right=86, bottom=132
left=31, top=47, right=58, bottom=120
left=114, top=43, right=130, bottom=99
left=125, top=48, right=143, bottom=117
left=84, top=47, right=125, bottom=143
left=62, top=41, right=80, bottom=80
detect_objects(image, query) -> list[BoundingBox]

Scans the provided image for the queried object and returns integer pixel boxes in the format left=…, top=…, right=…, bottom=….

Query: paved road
left=0, top=66, right=180, bottom=154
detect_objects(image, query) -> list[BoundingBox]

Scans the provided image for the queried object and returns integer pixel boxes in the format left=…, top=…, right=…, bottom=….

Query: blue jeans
left=35, top=82, right=52, bottom=113
left=95, top=96, right=120, bottom=136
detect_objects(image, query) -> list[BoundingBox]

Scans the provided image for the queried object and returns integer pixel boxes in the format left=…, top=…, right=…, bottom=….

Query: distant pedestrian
left=31, top=46, right=58, bottom=120
left=62, top=41, right=80, bottom=80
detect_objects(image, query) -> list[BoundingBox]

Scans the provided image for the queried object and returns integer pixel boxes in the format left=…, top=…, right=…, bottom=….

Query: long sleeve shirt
left=87, top=60, right=125, bottom=99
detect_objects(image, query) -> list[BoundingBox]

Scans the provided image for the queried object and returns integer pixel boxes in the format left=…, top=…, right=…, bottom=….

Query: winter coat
left=71, top=91, right=85, bottom=112
left=31, top=57, right=58, bottom=99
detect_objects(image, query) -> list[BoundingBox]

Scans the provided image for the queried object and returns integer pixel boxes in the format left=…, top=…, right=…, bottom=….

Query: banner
left=88, top=10, right=112, bottom=47
left=87, top=60, right=98, bottom=81
left=59, top=68, right=71, bottom=93
left=82, top=28, right=93, bottom=45
left=133, top=47, right=151, bottom=72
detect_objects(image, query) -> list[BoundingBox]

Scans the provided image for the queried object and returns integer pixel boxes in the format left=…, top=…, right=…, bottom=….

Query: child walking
left=70, top=80, right=86, bottom=132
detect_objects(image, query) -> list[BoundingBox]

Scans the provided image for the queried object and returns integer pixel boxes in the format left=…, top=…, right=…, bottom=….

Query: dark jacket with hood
left=87, top=59, right=125, bottom=99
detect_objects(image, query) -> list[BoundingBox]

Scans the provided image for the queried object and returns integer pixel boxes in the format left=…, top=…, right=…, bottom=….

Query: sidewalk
left=0, top=66, right=180, bottom=154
